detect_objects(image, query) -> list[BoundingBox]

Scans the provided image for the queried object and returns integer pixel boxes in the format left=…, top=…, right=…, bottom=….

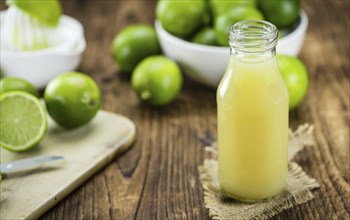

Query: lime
left=210, top=0, right=257, bottom=18
left=156, top=0, right=206, bottom=37
left=112, top=25, right=161, bottom=73
left=0, top=77, right=38, bottom=97
left=203, top=0, right=212, bottom=26
left=258, top=0, right=300, bottom=28
left=191, top=27, right=218, bottom=46
left=214, top=6, right=264, bottom=46
left=6, top=0, right=62, bottom=27
left=44, top=72, right=101, bottom=129
left=277, top=54, right=308, bottom=110
left=131, top=56, right=183, bottom=106
left=0, top=91, right=47, bottom=152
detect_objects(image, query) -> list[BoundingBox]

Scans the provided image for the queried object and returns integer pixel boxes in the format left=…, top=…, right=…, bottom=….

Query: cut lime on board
left=6, top=0, right=62, bottom=27
left=0, top=92, right=47, bottom=152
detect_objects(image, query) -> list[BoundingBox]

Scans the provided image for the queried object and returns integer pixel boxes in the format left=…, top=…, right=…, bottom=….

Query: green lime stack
left=155, top=0, right=301, bottom=47
left=0, top=72, right=102, bottom=153
left=109, top=0, right=307, bottom=109
left=111, top=25, right=183, bottom=106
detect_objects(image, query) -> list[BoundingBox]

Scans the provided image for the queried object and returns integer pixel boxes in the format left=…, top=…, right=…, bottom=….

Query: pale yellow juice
left=217, top=56, right=289, bottom=201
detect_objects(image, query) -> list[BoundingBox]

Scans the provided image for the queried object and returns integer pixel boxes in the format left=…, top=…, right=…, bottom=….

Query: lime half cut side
left=0, top=92, right=47, bottom=152
left=6, top=0, right=62, bottom=27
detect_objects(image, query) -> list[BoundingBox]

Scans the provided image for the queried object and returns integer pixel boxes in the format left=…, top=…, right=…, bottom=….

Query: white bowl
left=155, top=10, right=308, bottom=88
left=0, top=12, right=86, bottom=89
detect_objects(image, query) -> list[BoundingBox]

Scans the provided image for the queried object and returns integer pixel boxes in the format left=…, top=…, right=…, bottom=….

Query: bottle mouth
left=229, top=20, right=278, bottom=53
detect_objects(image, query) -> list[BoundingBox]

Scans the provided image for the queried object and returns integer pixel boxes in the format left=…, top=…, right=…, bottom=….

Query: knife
left=0, top=155, right=64, bottom=173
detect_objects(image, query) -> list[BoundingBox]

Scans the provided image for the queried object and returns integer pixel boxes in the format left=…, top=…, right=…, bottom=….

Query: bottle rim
left=229, top=20, right=278, bottom=53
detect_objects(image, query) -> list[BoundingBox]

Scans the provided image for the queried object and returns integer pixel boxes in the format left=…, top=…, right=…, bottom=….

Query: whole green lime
left=0, top=77, right=38, bottom=97
left=156, top=0, right=206, bottom=37
left=131, top=56, right=183, bottom=106
left=203, top=1, right=212, bottom=26
left=191, top=27, right=218, bottom=46
left=258, top=0, right=300, bottom=28
left=214, top=6, right=264, bottom=46
left=209, top=0, right=257, bottom=18
left=44, top=72, right=101, bottom=129
left=112, top=25, right=161, bottom=73
left=277, top=54, right=308, bottom=110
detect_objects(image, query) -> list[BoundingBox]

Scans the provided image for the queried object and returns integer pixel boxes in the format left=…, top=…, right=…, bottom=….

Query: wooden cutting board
left=0, top=110, right=136, bottom=220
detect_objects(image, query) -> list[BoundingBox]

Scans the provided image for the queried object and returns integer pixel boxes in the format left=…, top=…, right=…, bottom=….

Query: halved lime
left=6, top=0, right=62, bottom=27
left=0, top=92, right=47, bottom=152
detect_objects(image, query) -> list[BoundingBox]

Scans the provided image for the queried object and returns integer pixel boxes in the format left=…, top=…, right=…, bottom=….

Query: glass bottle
left=217, top=20, right=289, bottom=202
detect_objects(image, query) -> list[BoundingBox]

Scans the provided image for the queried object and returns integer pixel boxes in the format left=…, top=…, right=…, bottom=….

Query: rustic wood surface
left=1, top=0, right=349, bottom=219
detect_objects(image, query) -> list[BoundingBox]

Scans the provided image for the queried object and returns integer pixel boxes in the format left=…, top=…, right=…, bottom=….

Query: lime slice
left=0, top=92, right=47, bottom=152
left=6, top=0, right=62, bottom=27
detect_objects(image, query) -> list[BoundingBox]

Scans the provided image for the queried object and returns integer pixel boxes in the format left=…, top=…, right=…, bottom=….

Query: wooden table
left=3, top=0, right=349, bottom=219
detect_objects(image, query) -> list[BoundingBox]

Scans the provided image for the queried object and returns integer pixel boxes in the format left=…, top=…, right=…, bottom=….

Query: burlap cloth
left=199, top=124, right=320, bottom=220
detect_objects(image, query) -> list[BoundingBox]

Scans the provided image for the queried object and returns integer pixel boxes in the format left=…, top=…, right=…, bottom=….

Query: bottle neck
left=230, top=46, right=276, bottom=60
left=229, top=20, right=278, bottom=60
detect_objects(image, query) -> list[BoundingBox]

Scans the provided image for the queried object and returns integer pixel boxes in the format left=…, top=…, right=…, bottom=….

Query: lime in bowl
left=155, top=10, right=308, bottom=88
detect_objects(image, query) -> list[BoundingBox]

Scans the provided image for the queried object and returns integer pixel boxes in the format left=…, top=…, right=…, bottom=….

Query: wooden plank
left=41, top=0, right=349, bottom=219
left=0, top=0, right=348, bottom=219
left=0, top=111, right=136, bottom=220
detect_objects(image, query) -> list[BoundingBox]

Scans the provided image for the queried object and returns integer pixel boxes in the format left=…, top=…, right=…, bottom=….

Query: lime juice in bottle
left=217, top=20, right=289, bottom=202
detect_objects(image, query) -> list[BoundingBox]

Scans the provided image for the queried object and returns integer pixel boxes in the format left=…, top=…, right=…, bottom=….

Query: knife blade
left=0, top=155, right=64, bottom=173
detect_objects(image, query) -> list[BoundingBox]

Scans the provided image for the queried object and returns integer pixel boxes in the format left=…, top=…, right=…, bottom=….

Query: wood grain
left=1, top=0, right=349, bottom=219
